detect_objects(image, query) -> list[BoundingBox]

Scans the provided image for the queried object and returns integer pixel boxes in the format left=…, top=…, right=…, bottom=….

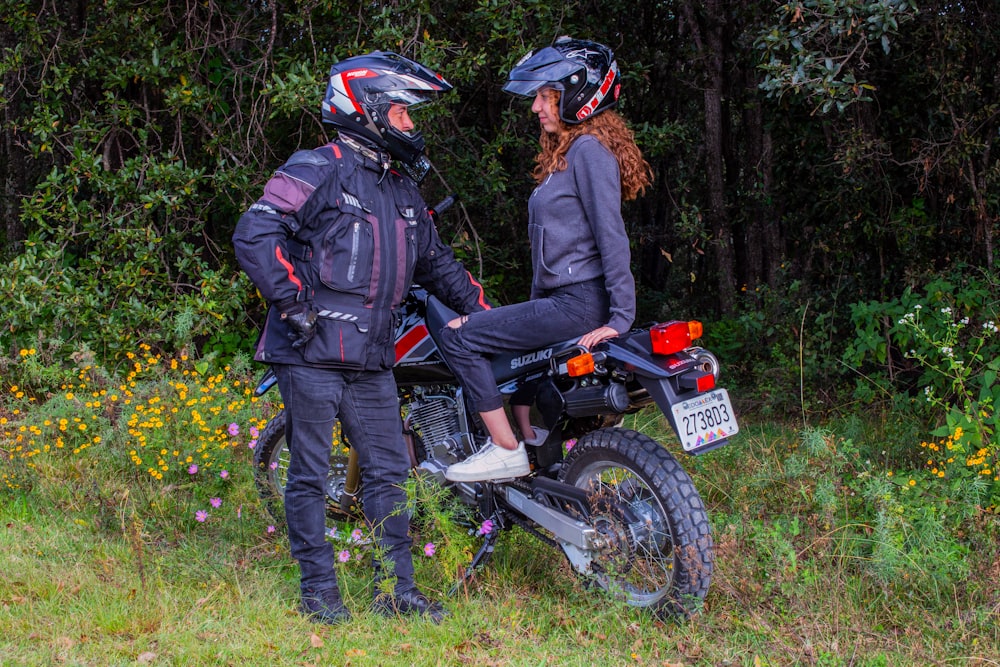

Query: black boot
left=300, top=587, right=352, bottom=625
left=372, top=587, right=448, bottom=624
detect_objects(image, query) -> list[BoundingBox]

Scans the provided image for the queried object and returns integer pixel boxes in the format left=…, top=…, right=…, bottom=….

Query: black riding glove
left=278, top=300, right=318, bottom=349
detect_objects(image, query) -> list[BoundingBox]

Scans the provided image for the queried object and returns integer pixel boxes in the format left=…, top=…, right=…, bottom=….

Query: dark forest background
left=1, top=0, right=997, bottom=417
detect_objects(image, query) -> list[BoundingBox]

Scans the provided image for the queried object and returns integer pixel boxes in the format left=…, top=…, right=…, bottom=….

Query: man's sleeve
left=232, top=150, right=329, bottom=306
left=413, top=212, right=492, bottom=314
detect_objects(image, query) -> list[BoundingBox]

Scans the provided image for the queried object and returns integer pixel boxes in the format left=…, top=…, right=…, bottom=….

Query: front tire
left=253, top=410, right=358, bottom=523
left=557, top=427, right=714, bottom=618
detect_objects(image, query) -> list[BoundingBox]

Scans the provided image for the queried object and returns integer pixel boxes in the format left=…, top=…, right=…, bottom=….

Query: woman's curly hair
left=532, top=96, right=653, bottom=201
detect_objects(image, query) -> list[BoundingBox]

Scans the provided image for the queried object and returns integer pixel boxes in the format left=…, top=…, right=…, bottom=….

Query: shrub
left=843, top=268, right=1000, bottom=508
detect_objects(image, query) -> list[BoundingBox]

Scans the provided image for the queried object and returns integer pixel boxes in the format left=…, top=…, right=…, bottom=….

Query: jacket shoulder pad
left=285, top=149, right=331, bottom=168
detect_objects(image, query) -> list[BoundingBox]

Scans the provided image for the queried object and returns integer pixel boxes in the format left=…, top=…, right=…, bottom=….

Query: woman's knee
left=438, top=324, right=465, bottom=356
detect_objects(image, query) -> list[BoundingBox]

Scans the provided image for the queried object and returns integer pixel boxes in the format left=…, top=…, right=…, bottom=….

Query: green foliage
left=702, top=265, right=857, bottom=417
left=2, top=0, right=1000, bottom=450
left=706, top=423, right=987, bottom=608
left=0, top=0, right=263, bottom=362
left=844, top=268, right=1000, bottom=453
left=755, top=0, right=920, bottom=113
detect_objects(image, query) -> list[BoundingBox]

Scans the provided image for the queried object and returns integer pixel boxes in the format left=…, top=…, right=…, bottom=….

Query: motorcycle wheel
left=253, top=409, right=358, bottom=523
left=557, top=427, right=714, bottom=618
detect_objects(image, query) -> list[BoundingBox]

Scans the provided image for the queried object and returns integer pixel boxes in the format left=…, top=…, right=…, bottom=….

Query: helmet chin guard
left=322, top=51, right=452, bottom=166
left=503, top=37, right=620, bottom=124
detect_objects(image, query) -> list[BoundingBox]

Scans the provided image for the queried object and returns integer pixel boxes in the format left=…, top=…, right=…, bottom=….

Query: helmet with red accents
left=503, top=37, right=620, bottom=124
left=322, top=51, right=452, bottom=165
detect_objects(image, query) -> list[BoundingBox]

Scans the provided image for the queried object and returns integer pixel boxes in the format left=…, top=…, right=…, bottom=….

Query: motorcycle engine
left=404, top=390, right=466, bottom=478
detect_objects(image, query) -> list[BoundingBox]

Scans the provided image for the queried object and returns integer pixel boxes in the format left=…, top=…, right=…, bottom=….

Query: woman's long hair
left=532, top=97, right=653, bottom=201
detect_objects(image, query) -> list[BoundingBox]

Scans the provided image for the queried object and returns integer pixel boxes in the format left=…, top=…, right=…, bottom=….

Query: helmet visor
left=383, top=88, right=438, bottom=108
left=503, top=46, right=582, bottom=98
left=502, top=78, right=560, bottom=98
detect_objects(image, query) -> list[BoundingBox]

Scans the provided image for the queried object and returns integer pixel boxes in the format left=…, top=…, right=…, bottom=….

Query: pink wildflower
left=228, top=423, right=240, bottom=437
left=210, top=497, right=222, bottom=508
left=188, top=464, right=199, bottom=474
left=477, top=519, right=494, bottom=536
left=248, top=439, right=257, bottom=449
left=250, top=426, right=259, bottom=438
left=565, top=438, right=577, bottom=452
left=350, top=528, right=363, bottom=542
left=338, top=550, right=351, bottom=563
left=219, top=469, right=229, bottom=480
left=269, top=461, right=277, bottom=470
left=195, top=510, right=208, bottom=523
left=266, top=525, right=275, bottom=534
left=423, top=543, right=436, bottom=557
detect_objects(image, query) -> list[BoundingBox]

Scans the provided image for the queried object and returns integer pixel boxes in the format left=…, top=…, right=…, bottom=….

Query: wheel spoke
left=254, top=414, right=357, bottom=526
left=557, top=427, right=715, bottom=617
left=575, top=461, right=676, bottom=603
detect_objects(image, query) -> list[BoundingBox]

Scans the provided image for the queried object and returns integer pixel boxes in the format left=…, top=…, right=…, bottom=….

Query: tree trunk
left=0, top=19, right=28, bottom=257
left=743, top=83, right=779, bottom=289
left=701, top=0, right=736, bottom=314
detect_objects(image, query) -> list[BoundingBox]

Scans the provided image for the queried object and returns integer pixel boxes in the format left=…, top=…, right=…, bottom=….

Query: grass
left=2, top=353, right=999, bottom=665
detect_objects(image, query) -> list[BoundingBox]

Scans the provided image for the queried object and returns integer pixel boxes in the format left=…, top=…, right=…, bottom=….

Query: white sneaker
left=444, top=439, right=530, bottom=482
left=522, top=426, right=549, bottom=447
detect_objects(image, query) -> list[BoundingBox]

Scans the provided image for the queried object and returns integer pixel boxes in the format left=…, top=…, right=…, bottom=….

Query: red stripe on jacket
left=275, top=247, right=303, bottom=291
left=466, top=271, right=490, bottom=310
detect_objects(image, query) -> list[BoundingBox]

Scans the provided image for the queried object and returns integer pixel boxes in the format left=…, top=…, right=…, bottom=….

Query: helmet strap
left=340, top=134, right=392, bottom=174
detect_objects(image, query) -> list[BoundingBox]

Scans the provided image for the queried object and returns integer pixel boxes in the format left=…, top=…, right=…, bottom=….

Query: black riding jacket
left=233, top=137, right=489, bottom=370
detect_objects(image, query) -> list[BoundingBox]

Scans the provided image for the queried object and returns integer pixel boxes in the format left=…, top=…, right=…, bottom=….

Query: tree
left=1, top=0, right=998, bottom=383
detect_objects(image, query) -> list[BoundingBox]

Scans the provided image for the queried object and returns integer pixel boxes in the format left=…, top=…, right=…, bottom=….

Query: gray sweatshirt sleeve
left=572, top=137, right=636, bottom=334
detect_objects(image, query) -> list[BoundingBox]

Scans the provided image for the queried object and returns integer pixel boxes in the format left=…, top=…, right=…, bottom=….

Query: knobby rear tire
left=557, top=427, right=714, bottom=619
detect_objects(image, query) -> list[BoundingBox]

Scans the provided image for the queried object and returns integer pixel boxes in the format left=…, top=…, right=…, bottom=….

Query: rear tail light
left=650, top=320, right=703, bottom=355
left=679, top=371, right=716, bottom=392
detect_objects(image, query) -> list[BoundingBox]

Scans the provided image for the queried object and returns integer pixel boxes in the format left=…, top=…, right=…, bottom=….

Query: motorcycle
left=251, top=199, right=739, bottom=618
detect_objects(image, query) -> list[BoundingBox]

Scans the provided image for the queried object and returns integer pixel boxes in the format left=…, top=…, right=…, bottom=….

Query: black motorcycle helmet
left=503, top=37, right=620, bottom=124
left=322, top=51, right=453, bottom=166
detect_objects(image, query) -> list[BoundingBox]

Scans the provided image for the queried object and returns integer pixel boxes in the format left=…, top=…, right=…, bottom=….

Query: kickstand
left=449, top=519, right=499, bottom=596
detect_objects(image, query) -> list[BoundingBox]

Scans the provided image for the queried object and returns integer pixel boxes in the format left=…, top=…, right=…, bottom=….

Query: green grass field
left=2, top=354, right=998, bottom=665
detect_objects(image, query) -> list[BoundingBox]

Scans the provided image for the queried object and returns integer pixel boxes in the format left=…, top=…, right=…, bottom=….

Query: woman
left=441, top=37, right=653, bottom=483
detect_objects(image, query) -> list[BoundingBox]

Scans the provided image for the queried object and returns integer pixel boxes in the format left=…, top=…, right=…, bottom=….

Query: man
left=233, top=51, right=489, bottom=625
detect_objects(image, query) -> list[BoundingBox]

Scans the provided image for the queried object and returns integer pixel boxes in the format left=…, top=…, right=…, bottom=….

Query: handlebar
left=428, top=194, right=458, bottom=221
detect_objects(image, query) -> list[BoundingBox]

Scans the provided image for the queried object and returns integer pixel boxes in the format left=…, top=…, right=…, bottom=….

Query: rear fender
left=601, top=332, right=700, bottom=379
left=601, top=336, right=729, bottom=455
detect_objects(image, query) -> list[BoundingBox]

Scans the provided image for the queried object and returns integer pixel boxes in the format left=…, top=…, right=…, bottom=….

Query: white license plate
left=671, top=389, right=739, bottom=452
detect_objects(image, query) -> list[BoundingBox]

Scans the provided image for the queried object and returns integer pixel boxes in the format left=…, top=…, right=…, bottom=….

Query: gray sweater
left=527, top=134, right=636, bottom=334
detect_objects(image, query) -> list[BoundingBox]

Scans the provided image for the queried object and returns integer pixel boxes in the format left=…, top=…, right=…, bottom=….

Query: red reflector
left=650, top=320, right=703, bottom=355
left=696, top=373, right=715, bottom=392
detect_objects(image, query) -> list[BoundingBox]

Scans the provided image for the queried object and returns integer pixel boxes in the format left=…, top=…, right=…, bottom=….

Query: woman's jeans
left=438, top=278, right=611, bottom=413
left=272, top=364, right=414, bottom=595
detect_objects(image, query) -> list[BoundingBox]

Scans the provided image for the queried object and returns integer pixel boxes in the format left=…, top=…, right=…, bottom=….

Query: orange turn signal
left=650, top=320, right=703, bottom=355
left=566, top=353, right=595, bottom=377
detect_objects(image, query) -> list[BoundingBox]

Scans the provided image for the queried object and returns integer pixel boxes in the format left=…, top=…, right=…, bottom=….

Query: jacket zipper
left=347, top=221, right=360, bottom=283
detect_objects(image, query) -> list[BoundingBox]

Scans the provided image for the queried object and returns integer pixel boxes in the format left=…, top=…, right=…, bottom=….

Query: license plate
left=671, top=389, right=739, bottom=452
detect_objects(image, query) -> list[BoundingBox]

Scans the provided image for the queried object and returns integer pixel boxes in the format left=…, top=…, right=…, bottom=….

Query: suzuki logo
left=510, top=348, right=553, bottom=370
